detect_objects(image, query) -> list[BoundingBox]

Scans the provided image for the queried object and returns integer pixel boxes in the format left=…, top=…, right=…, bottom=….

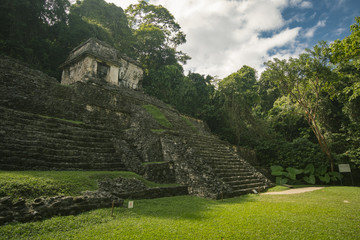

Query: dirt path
left=263, top=187, right=324, bottom=195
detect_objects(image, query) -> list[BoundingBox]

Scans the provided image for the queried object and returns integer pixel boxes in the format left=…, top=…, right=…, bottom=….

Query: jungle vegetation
left=0, top=0, right=359, bottom=175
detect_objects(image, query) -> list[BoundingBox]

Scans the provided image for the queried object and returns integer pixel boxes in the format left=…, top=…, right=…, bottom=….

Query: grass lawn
left=1, top=186, right=359, bottom=239
left=0, top=171, right=178, bottom=200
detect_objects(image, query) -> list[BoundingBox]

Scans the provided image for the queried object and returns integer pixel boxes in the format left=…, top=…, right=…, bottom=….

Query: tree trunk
left=307, top=113, right=334, bottom=172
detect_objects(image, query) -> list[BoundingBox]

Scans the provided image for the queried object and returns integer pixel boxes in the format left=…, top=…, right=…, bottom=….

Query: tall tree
left=0, top=0, right=70, bottom=77
left=68, top=0, right=133, bottom=56
left=214, top=66, right=266, bottom=146
left=329, top=17, right=360, bottom=166
left=125, top=0, right=190, bottom=68
left=264, top=42, right=337, bottom=171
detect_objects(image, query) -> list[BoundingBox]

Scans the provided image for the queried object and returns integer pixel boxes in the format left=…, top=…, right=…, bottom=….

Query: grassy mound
left=0, top=187, right=359, bottom=239
left=0, top=171, right=177, bottom=200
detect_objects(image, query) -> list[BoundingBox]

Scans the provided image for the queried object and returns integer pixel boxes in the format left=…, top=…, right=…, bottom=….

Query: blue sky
left=107, top=0, right=359, bottom=78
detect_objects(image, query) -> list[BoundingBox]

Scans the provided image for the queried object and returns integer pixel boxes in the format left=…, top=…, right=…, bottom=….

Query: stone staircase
left=186, top=134, right=271, bottom=197
left=0, top=106, right=126, bottom=170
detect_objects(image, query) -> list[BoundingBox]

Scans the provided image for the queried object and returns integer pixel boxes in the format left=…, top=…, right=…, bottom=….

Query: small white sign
left=338, top=164, right=351, bottom=173
left=128, top=201, right=134, bottom=209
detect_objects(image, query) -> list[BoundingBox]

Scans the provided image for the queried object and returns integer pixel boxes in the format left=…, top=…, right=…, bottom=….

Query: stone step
left=213, top=167, right=251, bottom=173
left=0, top=106, right=119, bottom=133
left=221, top=175, right=258, bottom=182
left=0, top=157, right=126, bottom=170
left=224, top=178, right=261, bottom=185
left=216, top=171, right=255, bottom=178
left=0, top=146, right=119, bottom=159
left=1, top=126, right=116, bottom=143
left=0, top=143, right=115, bottom=156
left=210, top=162, right=247, bottom=168
left=0, top=137, right=116, bottom=149
left=228, top=182, right=265, bottom=191
left=191, top=143, right=231, bottom=150
left=224, top=186, right=267, bottom=197
left=0, top=154, right=125, bottom=165
left=200, top=155, right=239, bottom=161
left=198, top=152, right=235, bottom=158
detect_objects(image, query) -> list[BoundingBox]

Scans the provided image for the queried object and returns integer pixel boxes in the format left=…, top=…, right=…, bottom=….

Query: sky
left=105, top=0, right=360, bottom=78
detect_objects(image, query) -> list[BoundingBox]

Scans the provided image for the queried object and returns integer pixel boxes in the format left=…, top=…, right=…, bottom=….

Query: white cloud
left=300, top=1, right=313, bottom=8
left=290, top=0, right=313, bottom=8
left=106, top=0, right=308, bottom=78
left=305, top=20, right=326, bottom=38
left=105, top=0, right=137, bottom=9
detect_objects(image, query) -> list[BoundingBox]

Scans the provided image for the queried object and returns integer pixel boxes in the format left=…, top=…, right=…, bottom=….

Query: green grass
left=265, top=185, right=290, bottom=192
left=181, top=115, right=198, bottom=133
left=0, top=171, right=174, bottom=200
left=1, top=187, right=359, bottom=239
left=150, top=129, right=167, bottom=134
left=143, top=105, right=172, bottom=128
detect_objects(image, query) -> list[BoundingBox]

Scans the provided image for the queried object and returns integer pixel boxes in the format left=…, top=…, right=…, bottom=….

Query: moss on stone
left=143, top=105, right=172, bottom=128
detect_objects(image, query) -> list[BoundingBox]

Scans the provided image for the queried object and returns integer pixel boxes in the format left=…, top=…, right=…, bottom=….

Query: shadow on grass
left=119, top=194, right=259, bottom=220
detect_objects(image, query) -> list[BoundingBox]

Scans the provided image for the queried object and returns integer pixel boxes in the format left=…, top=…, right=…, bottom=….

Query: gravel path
left=263, top=187, right=324, bottom=195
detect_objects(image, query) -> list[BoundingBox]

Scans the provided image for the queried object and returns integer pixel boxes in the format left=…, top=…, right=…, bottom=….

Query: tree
left=330, top=17, right=360, bottom=167
left=125, top=0, right=190, bottom=68
left=214, top=66, right=266, bottom=146
left=68, top=0, right=133, bottom=56
left=173, top=72, right=214, bottom=118
left=143, top=64, right=184, bottom=104
left=0, top=0, right=70, bottom=77
left=264, top=42, right=337, bottom=171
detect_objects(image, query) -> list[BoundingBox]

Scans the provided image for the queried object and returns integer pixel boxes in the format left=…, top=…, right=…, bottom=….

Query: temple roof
left=60, top=38, right=141, bottom=68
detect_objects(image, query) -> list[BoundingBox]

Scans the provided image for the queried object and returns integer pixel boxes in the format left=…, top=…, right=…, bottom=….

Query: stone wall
left=61, top=38, right=143, bottom=90
left=0, top=195, right=123, bottom=225
left=160, top=134, right=229, bottom=199
left=0, top=177, right=188, bottom=225
left=143, top=162, right=176, bottom=183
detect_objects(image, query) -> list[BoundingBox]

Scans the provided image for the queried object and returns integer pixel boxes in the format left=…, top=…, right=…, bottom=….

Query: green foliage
left=211, top=66, right=267, bottom=147
left=181, top=116, right=198, bottom=133
left=266, top=96, right=309, bottom=141
left=125, top=0, right=189, bottom=67
left=271, top=165, right=302, bottom=184
left=143, top=104, right=172, bottom=128
left=150, top=129, right=166, bottom=134
left=68, top=0, right=134, bottom=55
left=304, top=163, right=315, bottom=175
left=257, top=137, right=326, bottom=169
left=270, top=165, right=285, bottom=176
left=143, top=64, right=184, bottom=103
left=264, top=42, right=337, bottom=171
left=303, top=175, right=316, bottom=184
left=271, top=163, right=343, bottom=185
left=286, top=167, right=304, bottom=180
left=1, top=187, right=359, bottom=239
left=0, top=0, right=70, bottom=78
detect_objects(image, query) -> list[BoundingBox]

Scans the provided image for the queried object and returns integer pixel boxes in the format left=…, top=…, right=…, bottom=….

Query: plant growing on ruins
left=143, top=104, right=172, bottom=128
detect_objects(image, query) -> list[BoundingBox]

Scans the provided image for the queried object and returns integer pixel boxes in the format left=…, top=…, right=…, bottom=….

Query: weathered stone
left=60, top=38, right=143, bottom=90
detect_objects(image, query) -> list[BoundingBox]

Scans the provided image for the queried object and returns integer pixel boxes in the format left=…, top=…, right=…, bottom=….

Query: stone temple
left=0, top=43, right=273, bottom=201
left=60, top=38, right=143, bottom=90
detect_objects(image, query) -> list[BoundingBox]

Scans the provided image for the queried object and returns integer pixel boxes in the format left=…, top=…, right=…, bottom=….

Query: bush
left=256, top=137, right=327, bottom=169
